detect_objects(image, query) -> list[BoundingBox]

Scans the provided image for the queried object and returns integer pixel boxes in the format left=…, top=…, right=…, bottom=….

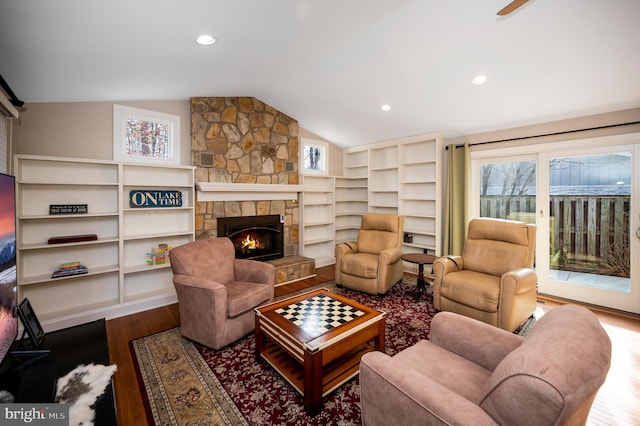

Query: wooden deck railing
left=480, top=195, right=630, bottom=277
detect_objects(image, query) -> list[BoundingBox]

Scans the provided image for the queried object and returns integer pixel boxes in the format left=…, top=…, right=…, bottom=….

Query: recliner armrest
left=434, top=256, right=463, bottom=275
left=430, top=312, right=524, bottom=371
left=234, top=259, right=275, bottom=285
left=360, top=351, right=497, bottom=426
left=501, top=267, right=537, bottom=293
left=336, top=241, right=358, bottom=256
left=379, top=246, right=402, bottom=265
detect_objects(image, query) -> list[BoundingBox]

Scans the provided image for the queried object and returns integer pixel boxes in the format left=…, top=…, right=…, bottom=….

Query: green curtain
left=443, top=143, right=470, bottom=255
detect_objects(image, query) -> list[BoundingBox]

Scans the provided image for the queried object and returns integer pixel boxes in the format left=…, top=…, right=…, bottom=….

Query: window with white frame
left=302, top=139, right=328, bottom=175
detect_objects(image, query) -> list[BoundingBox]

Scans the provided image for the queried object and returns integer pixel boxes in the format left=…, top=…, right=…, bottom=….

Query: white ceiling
left=1, top=0, right=639, bottom=148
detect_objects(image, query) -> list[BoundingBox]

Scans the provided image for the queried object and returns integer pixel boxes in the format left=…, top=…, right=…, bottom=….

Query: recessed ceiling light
left=472, top=75, right=487, bottom=85
left=380, top=104, right=391, bottom=112
left=196, top=34, right=216, bottom=45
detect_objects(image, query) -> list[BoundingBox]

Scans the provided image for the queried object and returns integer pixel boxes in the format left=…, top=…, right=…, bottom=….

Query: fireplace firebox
left=217, top=214, right=284, bottom=261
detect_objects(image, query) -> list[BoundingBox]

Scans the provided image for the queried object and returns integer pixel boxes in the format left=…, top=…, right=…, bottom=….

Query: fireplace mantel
left=196, top=182, right=303, bottom=201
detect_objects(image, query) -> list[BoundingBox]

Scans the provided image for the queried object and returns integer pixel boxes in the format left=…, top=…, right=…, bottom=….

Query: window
left=302, top=139, right=328, bottom=175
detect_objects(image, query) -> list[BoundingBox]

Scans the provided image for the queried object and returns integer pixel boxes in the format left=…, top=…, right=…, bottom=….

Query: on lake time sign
left=129, top=190, right=183, bottom=208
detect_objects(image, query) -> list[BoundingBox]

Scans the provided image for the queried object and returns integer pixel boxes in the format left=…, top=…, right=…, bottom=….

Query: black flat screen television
left=0, top=172, right=18, bottom=366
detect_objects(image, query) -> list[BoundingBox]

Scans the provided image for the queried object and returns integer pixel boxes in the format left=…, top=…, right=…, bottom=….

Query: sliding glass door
left=471, top=133, right=640, bottom=313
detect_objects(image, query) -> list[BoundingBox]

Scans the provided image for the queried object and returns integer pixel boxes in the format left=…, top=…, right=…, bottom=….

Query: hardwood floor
left=106, top=265, right=640, bottom=425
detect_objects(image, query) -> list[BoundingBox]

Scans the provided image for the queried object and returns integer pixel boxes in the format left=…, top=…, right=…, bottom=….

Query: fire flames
left=241, top=233, right=262, bottom=250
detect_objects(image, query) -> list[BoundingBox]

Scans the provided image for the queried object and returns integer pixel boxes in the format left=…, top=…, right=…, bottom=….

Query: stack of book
left=146, top=243, right=171, bottom=265
left=52, top=261, right=89, bottom=278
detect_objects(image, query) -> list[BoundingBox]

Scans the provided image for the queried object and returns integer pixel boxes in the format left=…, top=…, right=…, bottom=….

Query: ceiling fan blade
left=497, top=0, right=529, bottom=16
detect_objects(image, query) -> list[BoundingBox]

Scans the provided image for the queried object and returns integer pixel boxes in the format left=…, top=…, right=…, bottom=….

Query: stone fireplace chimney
left=191, top=97, right=300, bottom=257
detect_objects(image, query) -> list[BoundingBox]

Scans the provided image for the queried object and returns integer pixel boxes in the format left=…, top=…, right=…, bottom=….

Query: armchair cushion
left=341, top=252, right=379, bottom=279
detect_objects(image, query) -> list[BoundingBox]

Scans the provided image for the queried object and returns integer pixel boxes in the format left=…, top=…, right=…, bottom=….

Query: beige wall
left=11, top=101, right=191, bottom=168
left=10, top=100, right=344, bottom=175
left=299, top=127, right=343, bottom=176
left=445, top=107, right=640, bottom=149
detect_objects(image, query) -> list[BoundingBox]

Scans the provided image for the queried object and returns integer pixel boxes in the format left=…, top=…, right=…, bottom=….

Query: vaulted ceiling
left=1, top=0, right=638, bottom=147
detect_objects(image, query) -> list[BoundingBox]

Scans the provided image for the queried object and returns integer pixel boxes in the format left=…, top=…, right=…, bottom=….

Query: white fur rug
left=56, top=363, right=117, bottom=426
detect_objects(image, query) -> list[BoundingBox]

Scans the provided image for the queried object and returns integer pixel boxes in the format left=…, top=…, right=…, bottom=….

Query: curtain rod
left=445, top=120, right=640, bottom=150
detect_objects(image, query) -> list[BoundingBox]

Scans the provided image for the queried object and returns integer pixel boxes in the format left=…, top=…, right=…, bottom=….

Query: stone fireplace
left=217, top=214, right=284, bottom=261
left=191, top=96, right=314, bottom=284
left=191, top=97, right=299, bottom=252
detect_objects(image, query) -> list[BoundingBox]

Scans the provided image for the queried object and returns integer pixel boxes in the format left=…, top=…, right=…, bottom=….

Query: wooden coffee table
left=254, top=288, right=386, bottom=415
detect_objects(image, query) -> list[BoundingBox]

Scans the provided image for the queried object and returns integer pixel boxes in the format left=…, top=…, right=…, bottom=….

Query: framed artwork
left=113, top=104, right=180, bottom=165
left=302, top=138, right=328, bottom=175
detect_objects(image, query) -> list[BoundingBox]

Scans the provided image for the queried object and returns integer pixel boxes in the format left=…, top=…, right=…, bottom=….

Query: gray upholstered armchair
left=169, top=237, right=275, bottom=350
left=433, top=217, right=537, bottom=331
left=335, top=213, right=404, bottom=295
left=360, top=305, right=612, bottom=426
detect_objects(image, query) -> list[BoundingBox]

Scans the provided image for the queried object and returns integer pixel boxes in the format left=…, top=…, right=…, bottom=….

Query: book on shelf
left=51, top=261, right=89, bottom=278
left=52, top=265, right=88, bottom=278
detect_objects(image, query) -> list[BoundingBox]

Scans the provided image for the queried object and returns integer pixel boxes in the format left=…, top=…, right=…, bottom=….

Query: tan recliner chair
left=433, top=217, right=537, bottom=331
left=169, top=237, right=275, bottom=350
left=360, top=305, right=612, bottom=426
left=335, top=213, right=404, bottom=295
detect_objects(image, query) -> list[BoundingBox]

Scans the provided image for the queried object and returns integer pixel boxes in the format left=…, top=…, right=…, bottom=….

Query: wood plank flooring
left=106, top=265, right=640, bottom=426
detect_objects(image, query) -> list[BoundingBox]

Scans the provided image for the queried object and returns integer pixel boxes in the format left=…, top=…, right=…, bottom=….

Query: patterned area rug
left=131, top=281, right=534, bottom=425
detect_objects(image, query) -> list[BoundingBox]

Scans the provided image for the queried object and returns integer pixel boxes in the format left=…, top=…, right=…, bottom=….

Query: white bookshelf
left=340, top=133, right=442, bottom=274
left=368, top=145, right=398, bottom=215
left=398, top=137, right=441, bottom=257
left=14, top=154, right=195, bottom=331
left=301, top=175, right=335, bottom=267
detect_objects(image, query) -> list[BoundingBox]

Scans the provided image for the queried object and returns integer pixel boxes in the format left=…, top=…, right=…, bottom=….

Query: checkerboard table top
left=274, top=293, right=366, bottom=338
left=256, top=288, right=385, bottom=347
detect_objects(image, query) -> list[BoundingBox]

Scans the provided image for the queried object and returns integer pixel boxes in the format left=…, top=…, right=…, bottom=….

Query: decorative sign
left=49, top=204, right=88, bottom=215
left=130, top=190, right=182, bottom=208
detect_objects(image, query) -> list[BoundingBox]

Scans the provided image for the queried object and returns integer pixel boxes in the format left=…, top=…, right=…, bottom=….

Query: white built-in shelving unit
left=301, top=175, right=335, bottom=267
left=14, top=154, right=195, bottom=331
left=398, top=137, right=440, bottom=255
left=300, top=133, right=441, bottom=270
left=335, top=149, right=368, bottom=244
left=368, top=145, right=399, bottom=215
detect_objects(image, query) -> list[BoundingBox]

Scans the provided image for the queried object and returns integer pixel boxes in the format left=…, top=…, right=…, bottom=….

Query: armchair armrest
left=172, top=273, right=226, bottom=291
left=360, top=351, right=497, bottom=426
left=336, top=241, right=358, bottom=257
left=172, top=273, right=229, bottom=326
left=434, top=256, right=463, bottom=275
left=234, top=259, right=275, bottom=285
left=430, top=312, right=524, bottom=371
left=379, top=246, right=402, bottom=265
left=500, top=268, right=537, bottom=294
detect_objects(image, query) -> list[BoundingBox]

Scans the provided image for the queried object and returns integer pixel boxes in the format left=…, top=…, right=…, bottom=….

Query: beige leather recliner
left=433, top=217, right=537, bottom=331
left=335, top=213, right=404, bottom=295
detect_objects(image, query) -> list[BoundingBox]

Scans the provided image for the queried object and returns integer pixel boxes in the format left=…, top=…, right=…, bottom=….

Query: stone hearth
left=267, top=255, right=316, bottom=285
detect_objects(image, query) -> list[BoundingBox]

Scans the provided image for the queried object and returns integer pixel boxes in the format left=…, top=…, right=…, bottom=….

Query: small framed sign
left=130, top=190, right=183, bottom=208
left=49, top=204, right=88, bottom=215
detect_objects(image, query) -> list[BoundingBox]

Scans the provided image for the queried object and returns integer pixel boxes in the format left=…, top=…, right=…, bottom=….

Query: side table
left=401, top=253, right=437, bottom=301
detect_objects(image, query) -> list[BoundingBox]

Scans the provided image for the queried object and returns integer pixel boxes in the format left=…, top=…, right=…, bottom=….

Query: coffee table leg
left=255, top=317, right=264, bottom=362
left=303, top=350, right=323, bottom=416
left=375, top=317, right=386, bottom=352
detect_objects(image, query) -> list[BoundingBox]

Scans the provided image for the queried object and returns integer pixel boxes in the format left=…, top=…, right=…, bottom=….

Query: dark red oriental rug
left=196, top=282, right=436, bottom=425
left=131, top=282, right=534, bottom=425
